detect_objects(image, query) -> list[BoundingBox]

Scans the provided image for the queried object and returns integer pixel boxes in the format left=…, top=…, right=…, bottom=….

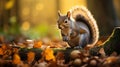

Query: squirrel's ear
left=67, top=11, right=71, bottom=19
left=58, top=11, right=61, bottom=17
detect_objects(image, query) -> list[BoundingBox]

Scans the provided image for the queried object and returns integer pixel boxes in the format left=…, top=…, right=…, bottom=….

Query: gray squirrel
left=57, top=6, right=99, bottom=48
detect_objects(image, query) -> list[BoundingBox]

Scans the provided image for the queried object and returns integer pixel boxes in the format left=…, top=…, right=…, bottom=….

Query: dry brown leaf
left=110, top=52, right=117, bottom=56
left=104, top=56, right=118, bottom=64
left=96, top=40, right=103, bottom=46
left=56, top=52, right=64, bottom=60
left=48, top=61, right=57, bottom=67
left=99, top=48, right=106, bottom=57
left=13, top=48, right=19, bottom=54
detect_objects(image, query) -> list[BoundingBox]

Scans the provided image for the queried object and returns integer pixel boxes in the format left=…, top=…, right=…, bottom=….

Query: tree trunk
left=87, top=0, right=120, bottom=36
left=90, top=27, right=120, bottom=56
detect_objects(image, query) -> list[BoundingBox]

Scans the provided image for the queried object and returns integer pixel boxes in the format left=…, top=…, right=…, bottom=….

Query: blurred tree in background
left=87, top=0, right=120, bottom=36
left=0, top=0, right=20, bottom=35
left=0, top=0, right=120, bottom=40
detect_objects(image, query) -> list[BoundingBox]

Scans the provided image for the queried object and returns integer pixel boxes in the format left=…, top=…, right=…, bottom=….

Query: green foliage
left=22, top=23, right=60, bottom=39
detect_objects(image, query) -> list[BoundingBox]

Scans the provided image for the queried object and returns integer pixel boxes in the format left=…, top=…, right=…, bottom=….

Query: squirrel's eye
left=64, top=20, right=67, bottom=23
left=61, top=33, right=65, bottom=36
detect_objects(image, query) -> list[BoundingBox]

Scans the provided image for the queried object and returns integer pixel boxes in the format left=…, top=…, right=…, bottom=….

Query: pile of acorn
left=69, top=49, right=120, bottom=67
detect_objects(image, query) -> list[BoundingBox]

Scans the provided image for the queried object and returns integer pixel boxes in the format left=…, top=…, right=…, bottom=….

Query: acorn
left=73, top=58, right=82, bottom=66
left=70, top=50, right=81, bottom=59
left=89, top=59, right=97, bottom=66
left=83, top=57, right=89, bottom=63
left=93, top=56, right=99, bottom=59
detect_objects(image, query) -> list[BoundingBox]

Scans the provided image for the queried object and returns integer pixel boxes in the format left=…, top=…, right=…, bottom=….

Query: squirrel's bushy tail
left=69, top=6, right=99, bottom=46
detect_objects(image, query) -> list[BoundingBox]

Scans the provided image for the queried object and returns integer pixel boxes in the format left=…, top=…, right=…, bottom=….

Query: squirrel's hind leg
left=78, top=33, right=89, bottom=48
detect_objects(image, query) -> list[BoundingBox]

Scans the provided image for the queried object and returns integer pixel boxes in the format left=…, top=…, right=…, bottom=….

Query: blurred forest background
left=0, top=0, right=120, bottom=40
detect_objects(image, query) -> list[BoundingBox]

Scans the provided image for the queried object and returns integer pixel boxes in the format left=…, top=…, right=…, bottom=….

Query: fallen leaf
left=27, top=51, right=35, bottom=64
left=33, top=41, right=42, bottom=48
left=13, top=53, right=21, bottom=64
left=43, top=47, right=55, bottom=61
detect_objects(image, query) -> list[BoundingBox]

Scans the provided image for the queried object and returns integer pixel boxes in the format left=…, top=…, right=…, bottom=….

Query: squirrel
left=57, top=6, right=99, bottom=48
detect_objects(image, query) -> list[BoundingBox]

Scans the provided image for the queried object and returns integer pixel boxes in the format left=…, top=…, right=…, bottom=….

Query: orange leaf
left=1, top=44, right=7, bottom=50
left=13, top=54, right=21, bottom=64
left=33, top=41, right=42, bottom=48
left=27, top=51, right=35, bottom=63
left=43, top=47, right=55, bottom=61
left=0, top=48, right=3, bottom=55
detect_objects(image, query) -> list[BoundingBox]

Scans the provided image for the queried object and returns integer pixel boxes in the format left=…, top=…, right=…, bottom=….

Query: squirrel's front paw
left=74, top=46, right=83, bottom=49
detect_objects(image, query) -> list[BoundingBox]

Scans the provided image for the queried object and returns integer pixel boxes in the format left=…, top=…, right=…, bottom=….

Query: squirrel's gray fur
left=57, top=6, right=99, bottom=48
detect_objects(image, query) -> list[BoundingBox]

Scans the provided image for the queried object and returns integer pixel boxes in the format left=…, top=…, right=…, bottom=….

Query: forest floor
left=0, top=36, right=120, bottom=67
